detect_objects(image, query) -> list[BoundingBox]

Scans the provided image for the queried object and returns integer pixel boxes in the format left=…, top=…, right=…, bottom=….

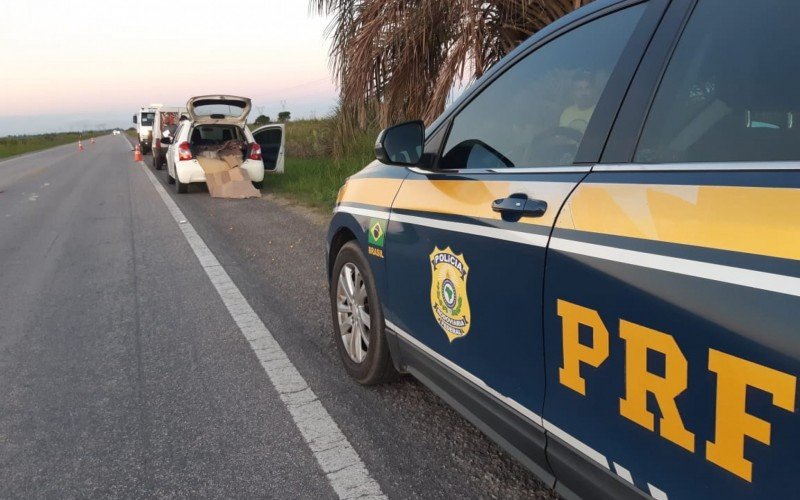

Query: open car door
left=252, top=124, right=285, bottom=173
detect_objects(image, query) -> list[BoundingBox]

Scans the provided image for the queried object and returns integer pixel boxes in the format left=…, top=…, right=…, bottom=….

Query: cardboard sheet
left=196, top=157, right=230, bottom=174
left=196, top=157, right=260, bottom=199
left=219, top=154, right=243, bottom=169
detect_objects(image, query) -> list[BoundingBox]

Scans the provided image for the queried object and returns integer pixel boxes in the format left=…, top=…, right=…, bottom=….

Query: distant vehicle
left=151, top=107, right=186, bottom=170
left=326, top=0, right=800, bottom=499
left=132, top=104, right=162, bottom=154
left=112, top=129, right=121, bottom=135
left=163, top=95, right=284, bottom=193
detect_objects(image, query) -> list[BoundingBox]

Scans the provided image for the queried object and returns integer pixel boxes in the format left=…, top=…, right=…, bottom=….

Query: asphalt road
left=0, top=135, right=555, bottom=498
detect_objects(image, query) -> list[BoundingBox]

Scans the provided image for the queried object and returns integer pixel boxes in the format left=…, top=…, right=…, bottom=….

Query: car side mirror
left=375, top=120, right=424, bottom=166
left=161, top=136, right=172, bottom=145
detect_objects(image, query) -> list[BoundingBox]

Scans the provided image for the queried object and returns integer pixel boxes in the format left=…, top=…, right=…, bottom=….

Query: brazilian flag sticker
left=368, top=218, right=387, bottom=248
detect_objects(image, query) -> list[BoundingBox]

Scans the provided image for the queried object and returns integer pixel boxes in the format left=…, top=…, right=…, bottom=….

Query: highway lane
left=0, top=135, right=555, bottom=498
left=0, top=137, right=333, bottom=498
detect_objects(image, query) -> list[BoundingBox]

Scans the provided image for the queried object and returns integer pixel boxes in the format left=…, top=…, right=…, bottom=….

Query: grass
left=0, top=132, right=102, bottom=160
left=269, top=156, right=369, bottom=210
left=264, top=117, right=379, bottom=210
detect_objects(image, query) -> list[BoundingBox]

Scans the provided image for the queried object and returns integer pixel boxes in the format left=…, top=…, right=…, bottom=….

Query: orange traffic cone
left=134, top=144, right=142, bottom=162
left=78, top=140, right=84, bottom=152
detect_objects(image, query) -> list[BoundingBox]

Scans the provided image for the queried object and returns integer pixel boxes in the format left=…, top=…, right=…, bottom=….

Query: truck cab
left=132, top=104, right=162, bottom=153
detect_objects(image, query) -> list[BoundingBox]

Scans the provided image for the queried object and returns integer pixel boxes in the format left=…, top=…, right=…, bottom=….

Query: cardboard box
left=197, top=157, right=230, bottom=174
left=205, top=167, right=261, bottom=199
left=220, top=153, right=243, bottom=169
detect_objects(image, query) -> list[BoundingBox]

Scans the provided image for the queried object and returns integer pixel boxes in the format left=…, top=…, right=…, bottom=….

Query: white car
left=112, top=130, right=121, bottom=135
left=163, top=95, right=284, bottom=193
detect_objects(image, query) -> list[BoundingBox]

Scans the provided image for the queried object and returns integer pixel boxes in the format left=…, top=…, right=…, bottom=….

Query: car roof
left=426, top=0, right=629, bottom=135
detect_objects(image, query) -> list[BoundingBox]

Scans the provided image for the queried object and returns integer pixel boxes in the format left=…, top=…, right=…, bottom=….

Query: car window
left=254, top=128, right=282, bottom=145
left=173, top=123, right=184, bottom=142
left=191, top=100, right=248, bottom=119
left=439, top=4, right=646, bottom=170
left=635, top=0, right=800, bottom=163
left=159, top=112, right=179, bottom=138
left=190, top=125, right=243, bottom=144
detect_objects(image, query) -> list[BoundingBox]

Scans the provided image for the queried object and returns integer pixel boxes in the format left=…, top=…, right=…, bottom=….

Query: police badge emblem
left=430, top=246, right=471, bottom=342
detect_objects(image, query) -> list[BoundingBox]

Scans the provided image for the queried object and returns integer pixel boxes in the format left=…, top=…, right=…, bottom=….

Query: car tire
left=252, top=181, right=263, bottom=189
left=167, top=172, right=175, bottom=185
left=175, top=174, right=188, bottom=193
left=330, top=241, right=399, bottom=385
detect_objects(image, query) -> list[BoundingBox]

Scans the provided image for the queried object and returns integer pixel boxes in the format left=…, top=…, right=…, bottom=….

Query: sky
left=0, top=0, right=338, bottom=136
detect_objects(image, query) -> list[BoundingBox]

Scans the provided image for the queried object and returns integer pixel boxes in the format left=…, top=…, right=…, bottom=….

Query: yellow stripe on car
left=392, top=179, right=576, bottom=228
left=559, top=183, right=800, bottom=261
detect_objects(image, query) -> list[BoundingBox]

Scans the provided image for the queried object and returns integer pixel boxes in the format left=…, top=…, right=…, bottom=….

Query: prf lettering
left=556, top=299, right=797, bottom=482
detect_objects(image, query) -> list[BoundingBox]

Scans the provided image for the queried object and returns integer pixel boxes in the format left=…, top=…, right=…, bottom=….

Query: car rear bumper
left=175, top=159, right=265, bottom=184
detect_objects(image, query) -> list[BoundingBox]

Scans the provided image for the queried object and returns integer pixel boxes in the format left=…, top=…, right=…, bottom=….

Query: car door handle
left=492, top=193, right=547, bottom=221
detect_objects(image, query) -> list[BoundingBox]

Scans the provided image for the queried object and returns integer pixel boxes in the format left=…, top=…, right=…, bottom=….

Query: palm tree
left=311, top=0, right=593, bottom=126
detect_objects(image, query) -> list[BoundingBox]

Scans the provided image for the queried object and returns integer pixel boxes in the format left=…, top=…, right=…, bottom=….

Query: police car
left=325, top=0, right=799, bottom=498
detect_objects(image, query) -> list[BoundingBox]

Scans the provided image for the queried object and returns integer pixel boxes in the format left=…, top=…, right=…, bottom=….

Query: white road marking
left=138, top=160, right=385, bottom=499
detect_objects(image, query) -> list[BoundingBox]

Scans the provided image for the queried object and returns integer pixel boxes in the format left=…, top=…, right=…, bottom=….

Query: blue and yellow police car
left=325, top=0, right=799, bottom=497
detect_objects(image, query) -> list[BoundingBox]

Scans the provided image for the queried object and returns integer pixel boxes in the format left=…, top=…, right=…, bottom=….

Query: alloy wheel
left=336, top=263, right=371, bottom=363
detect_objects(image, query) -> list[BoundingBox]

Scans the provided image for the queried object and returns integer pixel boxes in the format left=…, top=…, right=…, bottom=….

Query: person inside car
left=559, top=70, right=599, bottom=134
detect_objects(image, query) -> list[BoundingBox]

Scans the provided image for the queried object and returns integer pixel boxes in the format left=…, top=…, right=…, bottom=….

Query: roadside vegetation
left=267, top=115, right=379, bottom=210
left=0, top=132, right=102, bottom=160
left=265, top=0, right=592, bottom=210
left=311, top=0, right=592, bottom=126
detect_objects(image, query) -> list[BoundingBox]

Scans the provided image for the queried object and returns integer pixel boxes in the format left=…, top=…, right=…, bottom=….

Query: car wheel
left=330, top=241, right=398, bottom=385
left=252, top=181, right=263, bottom=189
left=167, top=169, right=175, bottom=184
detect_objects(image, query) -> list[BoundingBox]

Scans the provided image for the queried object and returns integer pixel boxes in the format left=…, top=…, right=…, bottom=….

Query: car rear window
left=192, top=101, right=247, bottom=118
left=141, top=113, right=155, bottom=126
left=635, top=0, right=800, bottom=163
left=190, top=125, right=244, bottom=144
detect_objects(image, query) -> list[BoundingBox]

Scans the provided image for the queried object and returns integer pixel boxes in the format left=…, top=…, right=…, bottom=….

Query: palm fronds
left=312, top=0, right=593, bottom=126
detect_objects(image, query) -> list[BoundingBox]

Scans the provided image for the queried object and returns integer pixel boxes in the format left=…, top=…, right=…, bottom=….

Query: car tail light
left=248, top=142, right=262, bottom=161
left=178, top=141, right=192, bottom=161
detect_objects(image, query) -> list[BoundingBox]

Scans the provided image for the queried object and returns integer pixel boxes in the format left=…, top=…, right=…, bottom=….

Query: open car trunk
left=187, top=95, right=251, bottom=126
left=190, top=124, right=248, bottom=167
left=190, top=124, right=260, bottom=198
